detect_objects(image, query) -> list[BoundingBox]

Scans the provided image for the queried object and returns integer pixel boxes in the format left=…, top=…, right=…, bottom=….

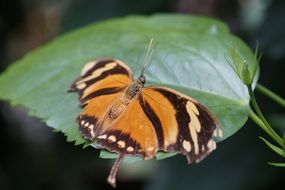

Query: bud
left=242, top=61, right=252, bottom=85
left=229, top=43, right=260, bottom=86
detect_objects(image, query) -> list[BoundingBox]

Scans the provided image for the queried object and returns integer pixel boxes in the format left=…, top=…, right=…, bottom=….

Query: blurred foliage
left=0, top=0, right=284, bottom=190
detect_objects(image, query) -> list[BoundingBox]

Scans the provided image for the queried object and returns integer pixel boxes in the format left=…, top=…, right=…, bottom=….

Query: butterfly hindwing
left=141, top=86, right=222, bottom=163
left=94, top=94, right=159, bottom=159
left=77, top=91, right=125, bottom=140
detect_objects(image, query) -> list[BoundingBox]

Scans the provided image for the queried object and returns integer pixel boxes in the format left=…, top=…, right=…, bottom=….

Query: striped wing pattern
left=70, top=59, right=222, bottom=187
left=70, top=58, right=133, bottom=106
left=70, top=59, right=133, bottom=140
left=141, top=87, right=222, bottom=163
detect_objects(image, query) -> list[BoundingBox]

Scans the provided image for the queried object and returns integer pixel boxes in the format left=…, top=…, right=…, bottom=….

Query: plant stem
left=249, top=110, right=270, bottom=134
left=247, top=85, right=283, bottom=147
left=256, top=84, right=285, bottom=107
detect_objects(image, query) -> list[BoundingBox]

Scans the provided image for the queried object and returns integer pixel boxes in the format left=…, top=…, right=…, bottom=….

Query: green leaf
left=0, top=14, right=257, bottom=160
left=254, top=42, right=262, bottom=77
left=268, top=162, right=285, bottom=167
left=259, top=137, right=285, bottom=158
left=155, top=152, right=178, bottom=160
left=283, top=134, right=285, bottom=150
left=99, top=150, right=143, bottom=163
left=99, top=150, right=177, bottom=162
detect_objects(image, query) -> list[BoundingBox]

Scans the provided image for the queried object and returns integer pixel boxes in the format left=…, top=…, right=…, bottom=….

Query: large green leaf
left=0, top=14, right=257, bottom=160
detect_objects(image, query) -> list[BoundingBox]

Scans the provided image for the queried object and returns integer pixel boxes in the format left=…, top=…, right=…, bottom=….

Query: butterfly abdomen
left=108, top=97, right=130, bottom=119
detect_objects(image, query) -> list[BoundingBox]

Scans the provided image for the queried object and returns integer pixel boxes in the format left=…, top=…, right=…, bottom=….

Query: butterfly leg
left=107, top=153, right=125, bottom=188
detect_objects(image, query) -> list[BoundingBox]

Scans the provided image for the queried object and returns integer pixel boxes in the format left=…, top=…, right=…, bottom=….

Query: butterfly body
left=108, top=78, right=145, bottom=119
left=70, top=57, right=222, bottom=187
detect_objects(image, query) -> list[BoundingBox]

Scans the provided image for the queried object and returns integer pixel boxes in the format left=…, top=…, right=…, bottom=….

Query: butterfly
left=69, top=39, right=223, bottom=187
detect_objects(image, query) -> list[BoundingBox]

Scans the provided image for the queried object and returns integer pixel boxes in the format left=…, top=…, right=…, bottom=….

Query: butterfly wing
left=95, top=94, right=159, bottom=159
left=141, top=86, right=223, bottom=163
left=70, top=58, right=133, bottom=106
left=71, top=59, right=222, bottom=187
left=87, top=86, right=222, bottom=187
left=89, top=85, right=222, bottom=163
left=70, top=59, right=133, bottom=140
left=78, top=90, right=160, bottom=187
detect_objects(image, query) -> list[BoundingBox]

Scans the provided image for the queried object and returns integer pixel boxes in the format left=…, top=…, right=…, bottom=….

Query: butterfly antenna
left=140, top=38, right=158, bottom=77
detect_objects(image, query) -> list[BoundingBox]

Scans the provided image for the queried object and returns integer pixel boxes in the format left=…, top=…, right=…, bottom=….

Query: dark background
left=0, top=0, right=284, bottom=190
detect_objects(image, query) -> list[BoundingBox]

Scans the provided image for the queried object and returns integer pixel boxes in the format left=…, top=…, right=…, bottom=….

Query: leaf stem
left=249, top=110, right=272, bottom=138
left=247, top=85, right=283, bottom=147
left=256, top=84, right=285, bottom=107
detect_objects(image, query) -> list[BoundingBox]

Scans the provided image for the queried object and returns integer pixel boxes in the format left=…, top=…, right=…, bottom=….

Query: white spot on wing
left=98, top=134, right=107, bottom=139
left=127, top=146, right=134, bottom=152
left=89, top=124, right=94, bottom=130
left=81, top=61, right=96, bottom=76
left=212, top=141, right=216, bottom=150
left=108, top=135, right=116, bottom=142
left=186, top=101, right=201, bottom=155
left=187, top=101, right=199, bottom=115
left=214, top=128, right=223, bottom=138
left=76, top=82, right=87, bottom=89
left=117, top=141, right=125, bottom=148
left=207, top=139, right=216, bottom=150
left=186, top=101, right=201, bottom=133
left=182, top=140, right=191, bottom=152
left=213, top=129, right=217, bottom=137
left=89, top=124, right=95, bottom=137
left=190, top=126, right=199, bottom=155
left=218, top=128, right=223, bottom=138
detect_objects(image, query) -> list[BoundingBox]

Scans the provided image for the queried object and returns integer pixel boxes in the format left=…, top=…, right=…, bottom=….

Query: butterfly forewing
left=70, top=59, right=133, bottom=106
left=70, top=59, right=133, bottom=140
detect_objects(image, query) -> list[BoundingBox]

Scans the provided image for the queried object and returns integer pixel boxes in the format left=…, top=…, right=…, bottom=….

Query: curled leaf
left=259, top=137, right=285, bottom=158
left=268, top=162, right=285, bottom=167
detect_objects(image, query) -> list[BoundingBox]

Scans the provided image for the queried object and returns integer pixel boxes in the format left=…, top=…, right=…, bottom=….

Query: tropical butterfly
left=70, top=39, right=223, bottom=187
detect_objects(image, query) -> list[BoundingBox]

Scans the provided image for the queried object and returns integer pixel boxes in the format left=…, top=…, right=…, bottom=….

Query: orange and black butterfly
left=70, top=39, right=223, bottom=187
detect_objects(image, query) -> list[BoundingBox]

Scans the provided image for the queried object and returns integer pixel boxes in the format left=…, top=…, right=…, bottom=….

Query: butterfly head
left=138, top=75, right=146, bottom=85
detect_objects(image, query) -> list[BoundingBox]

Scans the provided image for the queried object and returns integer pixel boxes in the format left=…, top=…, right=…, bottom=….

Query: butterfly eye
left=138, top=75, right=145, bottom=84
